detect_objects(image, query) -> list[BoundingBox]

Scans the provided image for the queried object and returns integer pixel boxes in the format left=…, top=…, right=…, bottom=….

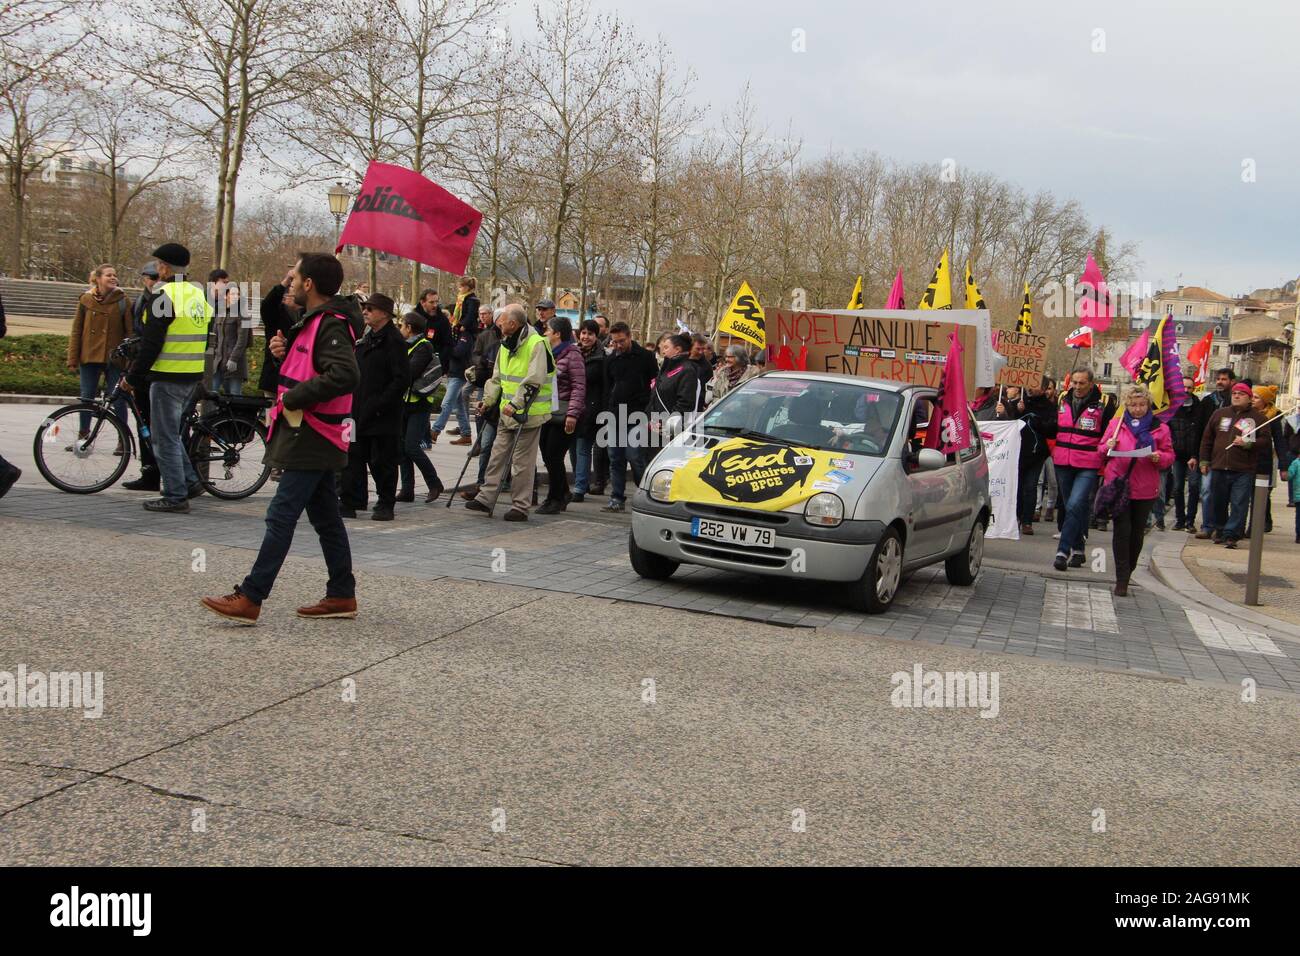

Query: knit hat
left=1231, top=382, right=1253, bottom=397
left=151, top=243, right=190, bottom=268
left=1253, top=384, right=1278, bottom=406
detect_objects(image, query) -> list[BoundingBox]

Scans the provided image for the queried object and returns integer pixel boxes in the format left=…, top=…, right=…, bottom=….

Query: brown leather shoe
left=459, top=485, right=479, bottom=500
left=449, top=435, right=473, bottom=445
left=429, top=430, right=440, bottom=444
left=297, top=596, right=358, bottom=619
left=201, top=591, right=260, bottom=625
left=1019, top=523, right=1034, bottom=536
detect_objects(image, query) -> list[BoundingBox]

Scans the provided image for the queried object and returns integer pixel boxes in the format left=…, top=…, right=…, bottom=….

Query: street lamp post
left=327, top=183, right=351, bottom=250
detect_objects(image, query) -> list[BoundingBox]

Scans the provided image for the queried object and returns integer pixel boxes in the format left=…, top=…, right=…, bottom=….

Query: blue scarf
left=1124, top=410, right=1157, bottom=449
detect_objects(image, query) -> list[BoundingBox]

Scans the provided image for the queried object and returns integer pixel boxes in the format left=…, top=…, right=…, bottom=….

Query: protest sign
left=980, top=420, right=1022, bottom=540
left=993, top=329, right=1048, bottom=388
left=769, top=309, right=978, bottom=398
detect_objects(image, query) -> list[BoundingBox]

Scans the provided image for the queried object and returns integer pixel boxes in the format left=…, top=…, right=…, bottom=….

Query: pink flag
left=335, top=161, right=483, bottom=275
left=1077, top=253, right=1113, bottom=332
left=924, top=331, right=970, bottom=454
left=885, top=267, right=905, bottom=309
left=1119, top=328, right=1152, bottom=378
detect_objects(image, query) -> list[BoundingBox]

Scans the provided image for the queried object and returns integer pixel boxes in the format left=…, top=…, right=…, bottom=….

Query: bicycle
left=33, top=338, right=273, bottom=499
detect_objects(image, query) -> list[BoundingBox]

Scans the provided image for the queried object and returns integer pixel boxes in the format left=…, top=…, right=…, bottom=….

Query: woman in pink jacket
left=1102, top=384, right=1176, bottom=596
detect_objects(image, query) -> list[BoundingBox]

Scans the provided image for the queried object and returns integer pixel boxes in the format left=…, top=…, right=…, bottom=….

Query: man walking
left=997, top=379, right=1057, bottom=535
left=341, top=293, right=409, bottom=521
left=1196, top=367, right=1235, bottom=536
left=123, top=243, right=213, bottom=513
left=464, top=303, right=551, bottom=521
left=1200, top=382, right=1271, bottom=549
left=200, top=253, right=360, bottom=624
left=407, top=289, right=451, bottom=371
left=1167, top=373, right=1202, bottom=532
left=600, top=321, right=657, bottom=513
left=1051, top=368, right=1108, bottom=570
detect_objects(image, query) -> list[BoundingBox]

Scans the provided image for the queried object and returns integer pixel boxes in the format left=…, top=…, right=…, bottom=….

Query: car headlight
left=648, top=469, right=675, bottom=502
left=804, top=492, right=843, bottom=527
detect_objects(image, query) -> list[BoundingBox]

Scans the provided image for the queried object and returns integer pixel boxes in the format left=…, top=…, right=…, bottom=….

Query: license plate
left=690, top=516, right=776, bottom=549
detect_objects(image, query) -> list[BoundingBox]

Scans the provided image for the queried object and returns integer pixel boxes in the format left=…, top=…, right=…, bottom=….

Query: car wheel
left=852, top=527, right=903, bottom=614
left=628, top=529, right=678, bottom=580
left=945, top=518, right=985, bottom=586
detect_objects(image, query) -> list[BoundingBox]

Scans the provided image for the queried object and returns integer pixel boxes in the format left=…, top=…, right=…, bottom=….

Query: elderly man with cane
left=463, top=303, right=551, bottom=521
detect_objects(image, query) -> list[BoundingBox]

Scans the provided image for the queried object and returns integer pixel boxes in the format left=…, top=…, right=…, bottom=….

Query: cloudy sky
left=568, top=0, right=1298, bottom=297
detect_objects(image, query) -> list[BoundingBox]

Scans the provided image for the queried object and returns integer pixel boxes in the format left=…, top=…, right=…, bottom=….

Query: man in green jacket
left=201, top=253, right=362, bottom=624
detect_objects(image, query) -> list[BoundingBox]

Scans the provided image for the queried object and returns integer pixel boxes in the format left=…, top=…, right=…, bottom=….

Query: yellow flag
left=963, top=261, right=987, bottom=310
left=1016, top=282, right=1033, bottom=333
left=846, top=275, right=864, bottom=310
left=917, top=249, right=953, bottom=310
left=717, top=281, right=766, bottom=349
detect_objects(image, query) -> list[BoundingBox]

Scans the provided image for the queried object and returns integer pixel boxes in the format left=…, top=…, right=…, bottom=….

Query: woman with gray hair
left=708, top=343, right=760, bottom=405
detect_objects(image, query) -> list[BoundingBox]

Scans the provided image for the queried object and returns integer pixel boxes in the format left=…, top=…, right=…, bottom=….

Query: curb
left=1148, top=536, right=1300, bottom=642
left=1, top=394, right=79, bottom=405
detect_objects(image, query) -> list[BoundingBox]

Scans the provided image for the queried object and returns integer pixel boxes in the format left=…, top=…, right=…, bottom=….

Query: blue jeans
left=1200, top=468, right=1216, bottom=532
left=211, top=369, right=243, bottom=396
left=1054, top=464, right=1097, bottom=556
left=476, top=418, right=497, bottom=485
left=79, top=363, right=126, bottom=433
left=149, top=380, right=198, bottom=503
left=433, top=377, right=471, bottom=435
left=1170, top=459, right=1200, bottom=526
left=574, top=436, right=594, bottom=493
left=608, top=440, right=645, bottom=504
left=241, top=469, right=354, bottom=604
left=1212, top=469, right=1252, bottom=540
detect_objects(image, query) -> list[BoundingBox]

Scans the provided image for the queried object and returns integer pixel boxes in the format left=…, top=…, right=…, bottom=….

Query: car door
left=901, top=392, right=954, bottom=561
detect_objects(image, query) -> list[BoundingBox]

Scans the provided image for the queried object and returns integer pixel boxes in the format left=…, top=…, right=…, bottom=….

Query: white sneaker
left=1052, top=532, right=1061, bottom=539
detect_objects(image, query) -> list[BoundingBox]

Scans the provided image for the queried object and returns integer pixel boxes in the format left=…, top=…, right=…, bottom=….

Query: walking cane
left=486, top=383, right=539, bottom=518
left=445, top=428, right=483, bottom=509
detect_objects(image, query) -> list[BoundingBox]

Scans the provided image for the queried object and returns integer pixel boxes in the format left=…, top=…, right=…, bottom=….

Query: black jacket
left=1168, top=400, right=1201, bottom=461
left=999, top=392, right=1057, bottom=465
left=411, top=304, right=453, bottom=369
left=649, top=353, right=701, bottom=417
left=446, top=326, right=473, bottom=379
left=351, top=319, right=410, bottom=437
left=454, top=293, right=480, bottom=339
left=264, top=303, right=361, bottom=472
left=403, top=336, right=437, bottom=413
left=127, top=275, right=207, bottom=388
left=605, top=341, right=658, bottom=412
left=577, top=342, right=607, bottom=438
left=256, top=283, right=299, bottom=393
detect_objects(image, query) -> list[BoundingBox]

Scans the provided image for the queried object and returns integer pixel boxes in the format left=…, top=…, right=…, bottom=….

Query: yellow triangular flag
left=717, top=280, right=766, bottom=349
left=918, top=249, right=953, bottom=310
left=1016, top=283, right=1033, bottom=333
left=846, top=275, right=864, bottom=310
left=963, top=261, right=987, bottom=310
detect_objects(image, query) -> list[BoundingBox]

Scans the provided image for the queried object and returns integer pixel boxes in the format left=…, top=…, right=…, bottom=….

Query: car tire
left=945, top=518, right=985, bottom=586
left=628, top=529, right=678, bottom=580
left=852, top=527, right=904, bottom=614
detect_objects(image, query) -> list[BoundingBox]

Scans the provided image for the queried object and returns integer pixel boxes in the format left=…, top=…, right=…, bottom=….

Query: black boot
left=123, top=469, right=161, bottom=491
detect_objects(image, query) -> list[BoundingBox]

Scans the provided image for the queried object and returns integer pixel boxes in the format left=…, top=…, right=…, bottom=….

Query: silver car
left=628, top=371, right=990, bottom=613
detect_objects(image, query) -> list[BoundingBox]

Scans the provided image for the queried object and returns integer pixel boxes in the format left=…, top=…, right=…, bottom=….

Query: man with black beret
left=124, top=242, right=213, bottom=513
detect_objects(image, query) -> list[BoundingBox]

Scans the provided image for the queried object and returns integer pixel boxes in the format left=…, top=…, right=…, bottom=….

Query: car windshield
left=699, top=377, right=904, bottom=455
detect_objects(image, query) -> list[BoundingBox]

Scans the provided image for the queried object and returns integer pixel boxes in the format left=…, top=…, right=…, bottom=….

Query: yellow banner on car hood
left=668, top=438, right=854, bottom=512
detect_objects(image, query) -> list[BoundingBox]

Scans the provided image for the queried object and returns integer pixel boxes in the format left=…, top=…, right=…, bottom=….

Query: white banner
left=980, top=420, right=1022, bottom=540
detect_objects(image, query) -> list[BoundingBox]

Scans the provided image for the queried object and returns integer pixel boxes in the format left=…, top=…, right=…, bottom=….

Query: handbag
left=412, top=351, right=444, bottom=395
left=1093, top=457, right=1138, bottom=520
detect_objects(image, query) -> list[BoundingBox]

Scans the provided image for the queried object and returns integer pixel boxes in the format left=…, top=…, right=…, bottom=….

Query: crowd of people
left=973, top=366, right=1300, bottom=596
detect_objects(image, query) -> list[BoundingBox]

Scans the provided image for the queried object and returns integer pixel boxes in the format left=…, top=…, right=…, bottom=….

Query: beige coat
left=69, top=289, right=131, bottom=366
left=708, top=362, right=759, bottom=405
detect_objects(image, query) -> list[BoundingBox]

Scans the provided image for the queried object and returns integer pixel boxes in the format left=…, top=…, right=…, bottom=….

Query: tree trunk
left=368, top=248, right=377, bottom=296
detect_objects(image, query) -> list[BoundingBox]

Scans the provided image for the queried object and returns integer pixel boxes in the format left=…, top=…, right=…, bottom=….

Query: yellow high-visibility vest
left=151, top=279, right=212, bottom=375
left=496, top=328, right=553, bottom=420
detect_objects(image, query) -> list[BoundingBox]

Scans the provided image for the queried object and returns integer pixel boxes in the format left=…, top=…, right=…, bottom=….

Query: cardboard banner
left=668, top=438, right=853, bottom=511
left=993, top=329, right=1048, bottom=388
left=770, top=309, right=978, bottom=399
left=980, top=420, right=1022, bottom=540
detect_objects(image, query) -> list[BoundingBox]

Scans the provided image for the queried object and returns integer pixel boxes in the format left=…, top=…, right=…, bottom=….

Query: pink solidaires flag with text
left=335, top=161, right=483, bottom=275
left=1077, top=253, right=1114, bottom=332
left=924, top=331, right=971, bottom=454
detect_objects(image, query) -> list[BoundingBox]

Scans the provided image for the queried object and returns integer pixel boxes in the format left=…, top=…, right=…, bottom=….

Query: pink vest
left=1052, top=396, right=1106, bottom=470
left=266, top=312, right=354, bottom=452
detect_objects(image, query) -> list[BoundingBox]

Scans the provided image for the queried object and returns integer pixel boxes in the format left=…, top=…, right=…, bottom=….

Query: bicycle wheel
left=191, top=414, right=270, bottom=500
left=32, top=404, right=132, bottom=494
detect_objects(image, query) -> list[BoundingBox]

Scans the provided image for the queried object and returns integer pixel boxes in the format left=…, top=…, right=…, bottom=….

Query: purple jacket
left=1101, top=417, right=1175, bottom=500
left=553, top=341, right=587, bottom=421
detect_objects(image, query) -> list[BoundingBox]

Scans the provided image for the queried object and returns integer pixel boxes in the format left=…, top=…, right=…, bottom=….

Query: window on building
left=1184, top=304, right=1193, bottom=315
left=1102, top=362, right=1112, bottom=378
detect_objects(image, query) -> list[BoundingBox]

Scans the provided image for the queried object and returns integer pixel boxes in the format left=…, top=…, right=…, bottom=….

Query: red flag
left=1119, top=327, right=1152, bottom=378
left=1064, top=326, right=1093, bottom=349
left=924, top=331, right=970, bottom=454
left=335, top=161, right=482, bottom=275
left=1187, top=328, right=1214, bottom=390
left=774, top=343, right=795, bottom=370
left=794, top=343, right=808, bottom=371
left=1077, top=253, right=1114, bottom=332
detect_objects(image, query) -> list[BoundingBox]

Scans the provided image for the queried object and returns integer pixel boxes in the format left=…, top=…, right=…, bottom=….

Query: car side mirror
left=915, top=448, right=946, bottom=471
